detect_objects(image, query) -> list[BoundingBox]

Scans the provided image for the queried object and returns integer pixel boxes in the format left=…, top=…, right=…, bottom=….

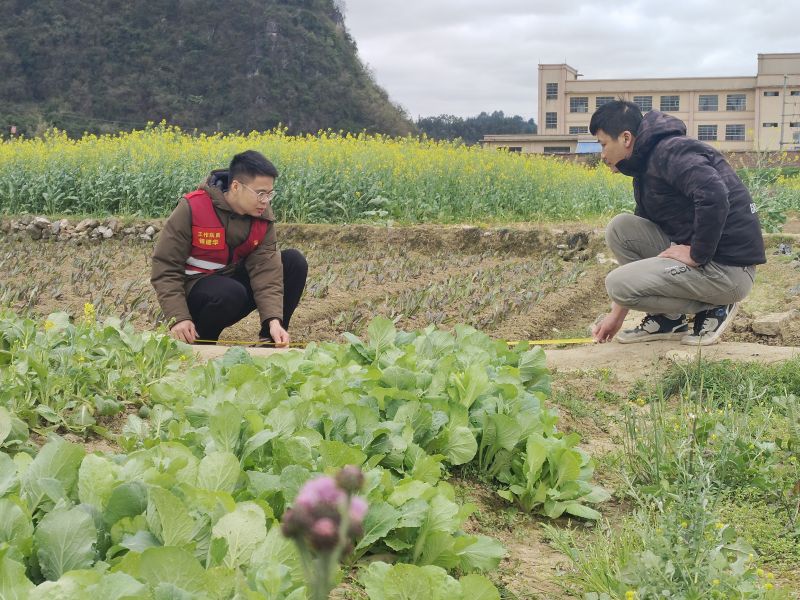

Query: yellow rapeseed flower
left=44, top=320, right=55, bottom=331
left=84, top=302, right=96, bottom=322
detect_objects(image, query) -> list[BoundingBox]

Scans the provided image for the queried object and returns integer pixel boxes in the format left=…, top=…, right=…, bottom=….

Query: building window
left=763, top=91, right=779, bottom=97
left=570, top=97, right=589, bottom=113
left=762, top=123, right=779, bottom=128
left=726, top=94, right=746, bottom=111
left=791, top=122, right=800, bottom=128
left=725, top=124, right=745, bottom=141
left=543, top=146, right=571, bottom=154
left=660, top=95, right=680, bottom=111
left=569, top=126, right=589, bottom=134
left=546, top=83, right=558, bottom=100
left=633, top=96, right=652, bottom=112
left=507, top=147, right=522, bottom=153
left=697, top=125, right=717, bottom=141
left=545, top=112, right=557, bottom=129
left=791, top=91, right=800, bottom=96
left=596, top=96, right=614, bottom=109
left=795, top=132, right=800, bottom=143
left=698, top=95, right=718, bottom=111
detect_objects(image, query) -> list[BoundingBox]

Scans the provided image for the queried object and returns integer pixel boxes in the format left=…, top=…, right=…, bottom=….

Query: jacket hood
left=206, top=169, right=231, bottom=192
left=616, top=111, right=686, bottom=175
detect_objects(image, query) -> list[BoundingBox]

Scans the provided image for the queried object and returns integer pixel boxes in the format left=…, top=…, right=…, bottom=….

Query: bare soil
left=4, top=223, right=796, bottom=349
left=3, top=223, right=799, bottom=598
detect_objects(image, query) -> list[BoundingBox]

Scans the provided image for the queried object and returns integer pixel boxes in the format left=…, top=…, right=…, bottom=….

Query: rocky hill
left=0, top=0, right=413, bottom=136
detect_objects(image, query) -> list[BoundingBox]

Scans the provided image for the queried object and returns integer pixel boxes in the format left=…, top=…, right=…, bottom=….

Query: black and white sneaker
left=616, top=314, right=688, bottom=344
left=681, top=303, right=738, bottom=346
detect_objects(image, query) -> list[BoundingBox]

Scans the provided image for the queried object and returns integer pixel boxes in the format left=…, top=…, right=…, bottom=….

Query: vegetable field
left=0, top=310, right=600, bottom=598
left=1, top=127, right=799, bottom=597
left=2, top=222, right=800, bottom=597
left=1, top=304, right=799, bottom=598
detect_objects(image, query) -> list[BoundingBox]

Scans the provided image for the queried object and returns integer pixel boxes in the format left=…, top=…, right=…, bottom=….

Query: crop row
left=0, top=310, right=608, bottom=597
left=323, top=258, right=584, bottom=335
left=0, top=125, right=633, bottom=222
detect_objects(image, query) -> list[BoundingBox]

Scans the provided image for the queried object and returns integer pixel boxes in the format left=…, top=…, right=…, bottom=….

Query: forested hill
left=0, top=0, right=414, bottom=137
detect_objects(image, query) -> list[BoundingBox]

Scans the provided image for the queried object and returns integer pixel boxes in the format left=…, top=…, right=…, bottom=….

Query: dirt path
left=545, top=340, right=799, bottom=381
left=193, top=339, right=799, bottom=374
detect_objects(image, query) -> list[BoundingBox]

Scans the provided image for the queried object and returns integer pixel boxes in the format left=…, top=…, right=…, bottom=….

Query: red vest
left=184, top=190, right=268, bottom=276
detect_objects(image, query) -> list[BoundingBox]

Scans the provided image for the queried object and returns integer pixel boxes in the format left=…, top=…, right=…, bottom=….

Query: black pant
left=187, top=249, right=308, bottom=343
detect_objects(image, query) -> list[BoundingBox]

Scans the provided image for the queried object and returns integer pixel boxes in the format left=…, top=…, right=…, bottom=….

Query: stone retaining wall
left=0, top=215, right=163, bottom=243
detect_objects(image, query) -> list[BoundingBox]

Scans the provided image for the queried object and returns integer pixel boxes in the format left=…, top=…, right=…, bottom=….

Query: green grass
left=544, top=357, right=800, bottom=598
left=657, top=357, right=800, bottom=408
left=719, top=490, right=800, bottom=571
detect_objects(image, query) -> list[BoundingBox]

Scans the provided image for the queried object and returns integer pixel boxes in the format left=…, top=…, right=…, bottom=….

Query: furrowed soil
left=3, top=222, right=800, bottom=598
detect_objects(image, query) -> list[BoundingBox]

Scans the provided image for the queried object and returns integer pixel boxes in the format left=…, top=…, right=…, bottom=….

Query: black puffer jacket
left=615, top=111, right=766, bottom=266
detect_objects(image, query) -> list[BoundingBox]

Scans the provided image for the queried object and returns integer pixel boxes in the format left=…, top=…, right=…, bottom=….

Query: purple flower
left=349, top=496, right=368, bottom=524
left=295, top=476, right=346, bottom=511
left=336, top=465, right=365, bottom=493
left=280, top=505, right=313, bottom=539
left=309, top=517, right=339, bottom=551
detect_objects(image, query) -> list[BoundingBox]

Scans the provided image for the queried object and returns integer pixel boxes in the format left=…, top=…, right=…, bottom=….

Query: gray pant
left=605, top=214, right=756, bottom=315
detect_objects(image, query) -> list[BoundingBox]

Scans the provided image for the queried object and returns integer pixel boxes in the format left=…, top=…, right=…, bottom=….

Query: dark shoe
left=616, top=314, right=688, bottom=344
left=681, top=303, right=738, bottom=346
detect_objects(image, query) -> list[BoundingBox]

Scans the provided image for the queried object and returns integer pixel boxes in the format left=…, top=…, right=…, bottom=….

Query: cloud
left=341, top=0, right=799, bottom=120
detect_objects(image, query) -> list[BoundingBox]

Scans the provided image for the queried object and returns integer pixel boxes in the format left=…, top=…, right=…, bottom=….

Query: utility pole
left=779, top=74, right=787, bottom=148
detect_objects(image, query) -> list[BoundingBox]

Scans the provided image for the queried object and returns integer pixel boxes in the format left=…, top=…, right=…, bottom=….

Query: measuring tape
left=195, top=337, right=594, bottom=347
left=508, top=338, right=593, bottom=346
left=194, top=339, right=308, bottom=347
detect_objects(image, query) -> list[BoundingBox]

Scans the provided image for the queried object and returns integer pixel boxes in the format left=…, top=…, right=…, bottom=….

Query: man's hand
left=267, top=319, right=290, bottom=348
left=170, top=320, right=198, bottom=344
left=592, top=314, right=625, bottom=343
left=658, top=244, right=699, bottom=267
left=592, top=303, right=629, bottom=343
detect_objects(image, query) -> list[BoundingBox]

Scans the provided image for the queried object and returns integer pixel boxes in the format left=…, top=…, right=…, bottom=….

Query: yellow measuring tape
left=196, top=337, right=594, bottom=347
left=508, top=338, right=594, bottom=346
left=194, top=339, right=307, bottom=347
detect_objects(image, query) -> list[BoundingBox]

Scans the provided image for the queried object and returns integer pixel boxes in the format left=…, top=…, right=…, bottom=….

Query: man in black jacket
left=590, top=100, right=766, bottom=346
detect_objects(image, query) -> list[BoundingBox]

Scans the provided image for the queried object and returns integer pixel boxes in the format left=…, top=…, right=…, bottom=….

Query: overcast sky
left=340, top=0, right=799, bottom=121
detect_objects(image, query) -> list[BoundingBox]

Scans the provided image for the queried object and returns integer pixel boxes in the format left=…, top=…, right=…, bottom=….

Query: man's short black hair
left=589, top=100, right=643, bottom=138
left=229, top=150, right=279, bottom=182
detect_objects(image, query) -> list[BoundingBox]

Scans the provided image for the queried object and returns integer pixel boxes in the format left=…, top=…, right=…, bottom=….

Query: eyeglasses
left=239, top=181, right=276, bottom=204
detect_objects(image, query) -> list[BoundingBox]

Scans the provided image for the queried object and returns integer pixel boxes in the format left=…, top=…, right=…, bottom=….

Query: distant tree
left=416, top=111, right=537, bottom=144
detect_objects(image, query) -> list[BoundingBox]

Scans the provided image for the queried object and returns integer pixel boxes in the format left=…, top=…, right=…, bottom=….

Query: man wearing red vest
left=151, top=150, right=307, bottom=345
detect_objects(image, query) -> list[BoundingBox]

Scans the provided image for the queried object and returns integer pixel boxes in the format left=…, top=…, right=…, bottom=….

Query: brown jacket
left=150, top=176, right=283, bottom=326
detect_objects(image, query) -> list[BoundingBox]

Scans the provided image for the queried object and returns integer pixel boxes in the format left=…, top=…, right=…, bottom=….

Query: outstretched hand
left=170, top=320, right=198, bottom=344
left=592, top=314, right=624, bottom=343
left=267, top=319, right=290, bottom=348
left=592, top=303, right=629, bottom=343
